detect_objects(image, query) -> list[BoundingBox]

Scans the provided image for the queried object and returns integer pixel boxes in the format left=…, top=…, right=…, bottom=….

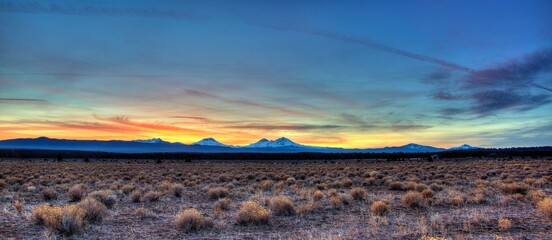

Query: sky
left=1, top=0, right=552, bottom=148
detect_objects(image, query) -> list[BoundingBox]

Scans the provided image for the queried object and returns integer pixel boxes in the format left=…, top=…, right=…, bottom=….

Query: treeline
left=0, top=147, right=551, bottom=161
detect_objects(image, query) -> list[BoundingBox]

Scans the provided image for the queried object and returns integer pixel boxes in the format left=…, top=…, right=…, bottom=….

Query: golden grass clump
left=537, top=198, right=552, bottom=221
left=78, top=197, right=108, bottom=223
left=135, top=207, right=156, bottom=219
left=32, top=204, right=86, bottom=236
left=89, top=190, right=117, bottom=208
left=402, top=191, right=425, bottom=209
left=498, top=218, right=513, bottom=231
left=270, top=196, right=296, bottom=216
left=144, top=190, right=162, bottom=202
left=214, top=197, right=232, bottom=211
left=237, top=201, right=271, bottom=225
left=130, top=190, right=142, bottom=203
left=207, top=187, right=229, bottom=199
left=67, top=184, right=87, bottom=202
left=175, top=208, right=213, bottom=232
left=350, top=187, right=368, bottom=201
left=42, top=188, right=58, bottom=201
left=370, top=201, right=389, bottom=216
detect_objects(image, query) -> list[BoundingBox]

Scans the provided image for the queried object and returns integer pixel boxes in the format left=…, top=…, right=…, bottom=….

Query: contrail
left=0, top=1, right=208, bottom=21
left=258, top=22, right=475, bottom=73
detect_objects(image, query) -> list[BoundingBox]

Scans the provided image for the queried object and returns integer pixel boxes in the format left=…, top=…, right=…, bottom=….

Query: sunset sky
left=1, top=0, right=551, bottom=148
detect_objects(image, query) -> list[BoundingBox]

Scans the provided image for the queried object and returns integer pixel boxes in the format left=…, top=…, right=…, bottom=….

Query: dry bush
left=130, top=190, right=142, bottom=203
left=296, top=200, right=322, bottom=215
left=260, top=180, right=274, bottom=191
left=89, top=190, right=117, bottom=208
left=339, top=193, right=353, bottom=205
left=237, top=201, right=271, bottom=225
left=67, top=184, right=87, bottom=202
left=135, top=207, right=155, bottom=219
left=14, top=200, right=23, bottom=214
left=527, top=190, right=546, bottom=204
left=498, top=218, right=512, bottom=231
left=270, top=196, right=296, bottom=216
left=121, top=184, right=136, bottom=194
left=537, top=198, right=552, bottom=221
left=78, top=197, right=108, bottom=223
left=370, top=201, right=389, bottom=216
left=421, top=189, right=435, bottom=198
left=207, top=187, right=229, bottom=199
left=329, top=195, right=343, bottom=209
left=313, top=190, right=324, bottom=201
left=144, top=190, right=162, bottom=202
left=501, top=183, right=530, bottom=195
left=42, top=188, right=58, bottom=201
left=169, top=183, right=185, bottom=197
left=32, top=204, right=86, bottom=236
left=350, top=187, right=368, bottom=201
left=402, top=191, right=426, bottom=209
left=214, top=198, right=232, bottom=211
left=175, top=208, right=213, bottom=232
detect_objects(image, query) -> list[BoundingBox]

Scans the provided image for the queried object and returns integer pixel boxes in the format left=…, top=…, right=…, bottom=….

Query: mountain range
left=0, top=136, right=480, bottom=153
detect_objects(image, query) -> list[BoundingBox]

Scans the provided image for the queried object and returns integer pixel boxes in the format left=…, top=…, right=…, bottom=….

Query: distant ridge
left=0, top=136, right=477, bottom=153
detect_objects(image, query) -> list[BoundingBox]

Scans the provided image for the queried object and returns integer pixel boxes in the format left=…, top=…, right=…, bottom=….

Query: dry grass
left=402, top=191, right=426, bottom=209
left=175, top=208, right=213, bottom=232
left=207, top=187, right=229, bottom=199
left=270, top=196, right=296, bottom=216
left=370, top=201, right=389, bottom=216
left=32, top=204, right=86, bottom=236
left=237, top=201, right=271, bottom=225
left=2, top=159, right=551, bottom=239
left=537, top=198, right=552, bottom=221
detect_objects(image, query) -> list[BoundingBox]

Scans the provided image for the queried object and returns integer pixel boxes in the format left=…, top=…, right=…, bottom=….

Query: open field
left=1, top=159, right=551, bottom=239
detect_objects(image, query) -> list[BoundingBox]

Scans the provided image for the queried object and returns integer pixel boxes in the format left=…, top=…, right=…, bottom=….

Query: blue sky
left=1, top=0, right=551, bottom=147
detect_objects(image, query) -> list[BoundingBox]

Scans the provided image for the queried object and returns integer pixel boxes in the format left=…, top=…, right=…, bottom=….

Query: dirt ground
left=1, top=159, right=551, bottom=239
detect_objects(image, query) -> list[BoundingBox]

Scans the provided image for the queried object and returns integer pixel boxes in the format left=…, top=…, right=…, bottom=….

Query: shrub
left=296, top=200, right=322, bottom=215
left=214, top=198, right=232, bottom=211
left=537, top=198, right=552, bottom=221
left=260, top=180, right=274, bottom=191
left=122, top=184, right=136, bottom=194
left=207, top=187, right=229, bottom=199
left=78, top=197, right=108, bottom=223
left=130, top=190, right=142, bottom=203
left=402, top=191, right=426, bottom=209
left=42, top=188, right=58, bottom=201
left=175, top=208, right=213, bottom=232
left=389, top=182, right=405, bottom=191
left=237, top=201, right=271, bottom=225
left=89, top=190, right=117, bottom=208
left=32, top=204, right=86, bottom=236
left=67, top=184, right=87, bottom=202
left=370, top=201, right=389, bottom=216
left=14, top=200, right=23, bottom=214
left=421, top=189, right=435, bottom=198
left=498, top=218, right=512, bottom=231
left=170, top=184, right=185, bottom=198
left=329, top=195, right=343, bottom=209
left=313, top=190, right=324, bottom=201
left=144, top=190, right=162, bottom=202
left=270, top=196, right=296, bottom=216
left=339, top=193, right=353, bottom=205
left=135, top=207, right=155, bottom=219
left=350, top=187, right=368, bottom=201
left=501, top=183, right=530, bottom=195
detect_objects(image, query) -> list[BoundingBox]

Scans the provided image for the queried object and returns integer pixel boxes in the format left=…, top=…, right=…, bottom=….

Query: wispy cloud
left=224, top=123, right=342, bottom=131
left=0, top=98, right=48, bottom=103
left=425, top=48, right=552, bottom=116
left=0, top=1, right=208, bottom=21
left=256, top=22, right=474, bottom=72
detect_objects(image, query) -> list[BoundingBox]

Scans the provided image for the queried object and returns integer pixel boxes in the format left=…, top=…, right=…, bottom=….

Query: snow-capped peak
left=449, top=144, right=480, bottom=150
left=245, top=137, right=303, bottom=148
left=193, top=138, right=227, bottom=147
left=402, top=143, right=428, bottom=149
left=132, top=138, right=167, bottom=144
